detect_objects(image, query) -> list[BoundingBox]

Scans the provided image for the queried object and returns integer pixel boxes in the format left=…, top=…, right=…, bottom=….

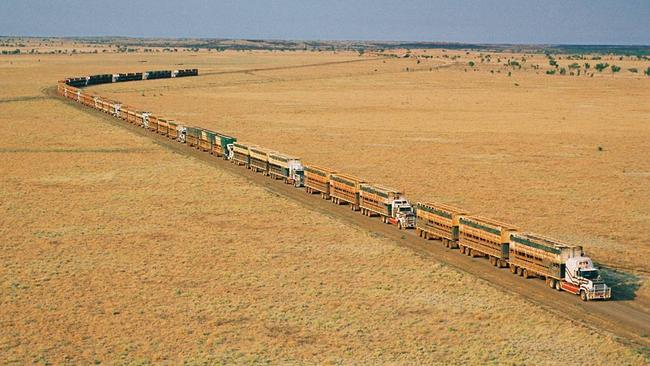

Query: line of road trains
left=59, top=69, right=611, bottom=301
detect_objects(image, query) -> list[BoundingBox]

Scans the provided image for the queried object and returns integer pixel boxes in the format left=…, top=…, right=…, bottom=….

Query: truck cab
left=390, top=199, right=415, bottom=229
left=290, top=166, right=304, bottom=187
left=563, top=256, right=611, bottom=301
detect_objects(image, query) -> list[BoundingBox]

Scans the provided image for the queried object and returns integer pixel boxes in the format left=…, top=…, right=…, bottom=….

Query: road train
left=57, top=70, right=612, bottom=301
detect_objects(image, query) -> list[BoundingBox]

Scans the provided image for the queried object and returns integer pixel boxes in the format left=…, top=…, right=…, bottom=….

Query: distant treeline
left=3, top=36, right=649, bottom=56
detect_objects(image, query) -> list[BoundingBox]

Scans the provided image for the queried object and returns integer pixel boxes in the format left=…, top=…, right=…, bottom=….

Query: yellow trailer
left=168, top=121, right=179, bottom=139
left=200, top=129, right=216, bottom=152
left=157, top=118, right=170, bottom=136
left=329, top=173, right=366, bottom=210
left=416, top=202, right=468, bottom=248
left=459, top=216, right=518, bottom=267
left=304, top=165, right=336, bottom=199
left=232, top=142, right=253, bottom=167
left=250, top=146, right=273, bottom=174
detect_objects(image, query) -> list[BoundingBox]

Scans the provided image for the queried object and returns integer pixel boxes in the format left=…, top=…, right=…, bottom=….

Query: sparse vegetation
left=595, top=63, right=610, bottom=72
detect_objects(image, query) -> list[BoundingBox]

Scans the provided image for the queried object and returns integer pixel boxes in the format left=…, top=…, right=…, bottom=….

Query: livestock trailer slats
left=459, top=216, right=518, bottom=259
left=249, top=147, right=272, bottom=173
left=509, top=233, right=583, bottom=279
left=416, top=202, right=468, bottom=241
left=330, top=173, right=366, bottom=207
left=185, top=126, right=202, bottom=147
left=359, top=183, right=402, bottom=216
left=232, top=142, right=253, bottom=166
left=304, top=165, right=336, bottom=197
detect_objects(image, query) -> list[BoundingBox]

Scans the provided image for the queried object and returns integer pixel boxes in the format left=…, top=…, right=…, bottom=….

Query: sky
left=1, top=0, right=649, bottom=45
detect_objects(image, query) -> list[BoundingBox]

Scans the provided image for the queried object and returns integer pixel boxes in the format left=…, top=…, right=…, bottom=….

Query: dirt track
left=48, top=88, right=650, bottom=348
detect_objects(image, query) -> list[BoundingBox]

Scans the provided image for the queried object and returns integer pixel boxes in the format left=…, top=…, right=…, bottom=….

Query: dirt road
left=49, top=88, right=650, bottom=349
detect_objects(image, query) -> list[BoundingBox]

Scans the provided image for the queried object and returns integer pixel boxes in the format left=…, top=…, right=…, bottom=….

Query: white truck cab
left=287, top=160, right=305, bottom=188
left=563, top=256, right=611, bottom=301
left=389, top=199, right=416, bottom=229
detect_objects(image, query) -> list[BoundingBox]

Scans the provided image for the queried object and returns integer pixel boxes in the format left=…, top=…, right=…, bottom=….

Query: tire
left=548, top=279, right=556, bottom=289
left=510, top=265, right=517, bottom=274
left=555, top=281, right=562, bottom=291
left=580, top=290, right=588, bottom=301
left=516, top=267, right=523, bottom=276
left=522, top=269, right=529, bottom=279
left=398, top=222, right=403, bottom=230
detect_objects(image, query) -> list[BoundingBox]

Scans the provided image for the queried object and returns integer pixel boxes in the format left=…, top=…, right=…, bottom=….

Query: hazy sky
left=1, top=0, right=649, bottom=45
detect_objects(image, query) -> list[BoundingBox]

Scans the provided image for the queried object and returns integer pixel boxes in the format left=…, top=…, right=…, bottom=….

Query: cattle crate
left=249, top=147, right=272, bottom=174
left=459, top=216, right=518, bottom=266
left=80, top=92, right=95, bottom=107
left=304, top=165, right=336, bottom=199
left=232, top=142, right=253, bottom=166
left=168, top=121, right=179, bottom=139
left=212, top=133, right=237, bottom=158
left=185, top=126, right=202, bottom=147
left=509, top=233, right=583, bottom=280
left=200, top=129, right=216, bottom=152
left=360, top=183, right=406, bottom=217
left=416, top=202, right=468, bottom=248
left=157, top=118, right=171, bottom=135
left=147, top=115, right=160, bottom=132
left=330, top=173, right=366, bottom=209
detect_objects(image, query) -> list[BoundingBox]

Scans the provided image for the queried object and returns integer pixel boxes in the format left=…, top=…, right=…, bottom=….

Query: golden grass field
left=96, top=49, right=650, bottom=301
left=1, top=43, right=649, bottom=363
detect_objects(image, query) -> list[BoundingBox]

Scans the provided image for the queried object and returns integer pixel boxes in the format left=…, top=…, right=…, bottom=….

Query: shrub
left=595, top=63, right=609, bottom=72
left=628, top=68, right=638, bottom=73
left=559, top=67, right=566, bottom=75
left=468, top=61, right=475, bottom=67
left=549, top=59, right=558, bottom=67
left=584, top=63, right=590, bottom=69
left=611, top=65, right=621, bottom=73
left=644, top=67, right=650, bottom=76
left=568, top=63, right=580, bottom=69
left=546, top=69, right=556, bottom=75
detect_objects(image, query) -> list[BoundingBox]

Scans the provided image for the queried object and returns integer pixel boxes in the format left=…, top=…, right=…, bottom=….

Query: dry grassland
left=0, top=96, right=647, bottom=364
left=92, top=49, right=649, bottom=304
left=0, top=48, right=648, bottom=363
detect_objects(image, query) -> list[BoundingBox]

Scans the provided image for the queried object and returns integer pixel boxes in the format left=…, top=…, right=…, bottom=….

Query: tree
left=644, top=67, right=650, bottom=76
left=568, top=63, right=580, bottom=70
left=584, top=63, right=590, bottom=69
left=549, top=59, right=558, bottom=67
left=468, top=61, right=475, bottom=67
left=611, top=65, right=621, bottom=73
left=559, top=67, right=566, bottom=75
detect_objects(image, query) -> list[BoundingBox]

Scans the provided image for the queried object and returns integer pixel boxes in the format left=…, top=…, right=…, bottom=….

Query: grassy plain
left=0, top=44, right=649, bottom=363
left=96, top=49, right=650, bottom=302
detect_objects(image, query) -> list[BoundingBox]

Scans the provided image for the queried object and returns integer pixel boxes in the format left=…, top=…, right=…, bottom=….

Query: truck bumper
left=589, top=288, right=611, bottom=300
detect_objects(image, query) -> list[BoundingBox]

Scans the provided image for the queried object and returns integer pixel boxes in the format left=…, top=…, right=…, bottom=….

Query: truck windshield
left=399, top=207, right=412, bottom=213
left=580, top=269, right=599, bottom=280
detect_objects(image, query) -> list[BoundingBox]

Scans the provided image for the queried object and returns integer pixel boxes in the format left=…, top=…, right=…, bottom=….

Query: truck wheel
left=555, top=281, right=562, bottom=291
left=398, top=222, right=403, bottom=230
left=522, top=269, right=529, bottom=279
left=516, top=267, right=523, bottom=276
left=548, top=279, right=556, bottom=289
left=459, top=245, right=465, bottom=254
left=580, top=290, right=588, bottom=301
left=510, top=265, right=517, bottom=274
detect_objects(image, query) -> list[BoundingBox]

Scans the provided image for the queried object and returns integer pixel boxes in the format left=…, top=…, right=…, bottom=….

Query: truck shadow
left=598, top=265, right=641, bottom=301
